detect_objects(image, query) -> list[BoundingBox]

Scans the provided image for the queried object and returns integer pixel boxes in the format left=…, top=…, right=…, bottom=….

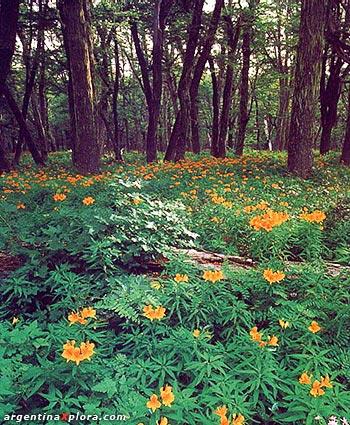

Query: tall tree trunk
left=273, top=75, right=290, bottom=150
left=58, top=0, right=100, bottom=175
left=217, top=14, right=241, bottom=158
left=319, top=50, right=342, bottom=155
left=164, top=0, right=205, bottom=161
left=0, top=0, right=20, bottom=170
left=209, top=57, right=219, bottom=157
left=287, top=0, right=327, bottom=178
left=112, top=37, right=123, bottom=161
left=189, top=0, right=224, bottom=155
left=131, top=0, right=173, bottom=163
left=340, top=86, right=350, bottom=165
left=0, top=0, right=20, bottom=85
left=235, top=7, right=253, bottom=156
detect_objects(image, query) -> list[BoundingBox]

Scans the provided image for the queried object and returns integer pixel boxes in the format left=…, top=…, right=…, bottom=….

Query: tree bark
left=164, top=0, right=205, bottom=161
left=58, top=0, right=100, bottom=175
left=235, top=7, right=252, bottom=156
left=340, top=86, right=350, bottom=165
left=0, top=83, right=45, bottom=166
left=319, top=50, right=342, bottom=155
left=189, top=0, right=224, bottom=155
left=0, top=0, right=20, bottom=169
left=209, top=57, right=219, bottom=157
left=131, top=0, right=173, bottom=163
left=218, top=14, right=241, bottom=158
left=287, top=0, right=327, bottom=178
left=0, top=0, right=20, bottom=86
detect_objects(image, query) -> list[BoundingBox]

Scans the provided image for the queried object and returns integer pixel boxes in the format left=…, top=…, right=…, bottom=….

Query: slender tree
left=131, top=0, right=174, bottom=162
left=235, top=1, right=259, bottom=156
left=189, top=0, right=224, bottom=155
left=164, top=0, right=205, bottom=161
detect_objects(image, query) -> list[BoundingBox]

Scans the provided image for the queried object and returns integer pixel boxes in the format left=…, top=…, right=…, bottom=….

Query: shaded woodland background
left=1, top=0, right=350, bottom=177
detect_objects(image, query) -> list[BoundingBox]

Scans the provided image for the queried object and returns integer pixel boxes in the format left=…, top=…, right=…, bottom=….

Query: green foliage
left=0, top=151, right=350, bottom=424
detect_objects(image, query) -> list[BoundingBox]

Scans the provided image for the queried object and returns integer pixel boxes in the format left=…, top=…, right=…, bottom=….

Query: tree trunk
left=235, top=8, right=252, bottom=156
left=112, top=37, right=123, bottom=161
left=287, top=0, right=327, bottom=178
left=58, top=0, right=100, bottom=175
left=273, top=76, right=290, bottom=150
left=340, top=86, right=350, bottom=165
left=319, top=51, right=342, bottom=155
left=0, top=0, right=20, bottom=169
left=218, top=15, right=241, bottom=158
left=0, top=83, right=45, bottom=165
left=164, top=0, right=205, bottom=161
left=189, top=0, right=224, bottom=155
left=131, top=0, right=173, bottom=163
left=209, top=57, right=219, bottom=157
left=0, top=0, right=19, bottom=85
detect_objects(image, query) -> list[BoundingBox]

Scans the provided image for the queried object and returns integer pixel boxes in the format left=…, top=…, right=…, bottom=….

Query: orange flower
left=146, top=394, right=161, bottom=412
left=320, top=374, right=332, bottom=388
left=219, top=416, right=230, bottom=425
left=279, top=319, right=290, bottom=329
left=299, top=372, right=312, bottom=385
left=202, top=269, right=224, bottom=283
left=53, top=193, right=67, bottom=201
left=310, top=380, right=325, bottom=397
left=82, top=196, right=95, bottom=205
left=68, top=307, right=96, bottom=325
left=79, top=341, right=95, bottom=361
left=214, top=406, right=228, bottom=418
left=263, top=269, right=285, bottom=284
left=232, top=414, right=245, bottom=425
left=68, top=312, right=87, bottom=325
left=12, top=317, right=19, bottom=324
left=249, top=326, right=263, bottom=342
left=174, top=273, right=189, bottom=283
left=160, top=385, right=174, bottom=407
left=156, top=418, right=168, bottom=425
left=193, top=329, right=200, bottom=338
left=16, top=204, right=26, bottom=209
left=249, top=209, right=289, bottom=231
left=133, top=198, right=143, bottom=205
left=267, top=335, right=279, bottom=346
left=61, top=340, right=95, bottom=365
left=300, top=210, right=326, bottom=223
left=143, top=305, right=166, bottom=321
left=308, top=321, right=321, bottom=333
left=80, top=307, right=96, bottom=319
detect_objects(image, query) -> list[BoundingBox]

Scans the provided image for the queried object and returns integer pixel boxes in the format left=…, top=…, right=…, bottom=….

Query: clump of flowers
left=249, top=326, right=279, bottom=347
left=263, top=269, right=285, bottom=284
left=308, top=320, right=321, bottom=333
left=68, top=307, right=96, bottom=325
left=53, top=193, right=67, bottom=201
left=203, top=269, right=224, bottom=283
left=249, top=209, right=289, bottom=231
left=214, top=405, right=245, bottom=425
left=300, top=210, right=326, bottom=223
left=61, top=340, right=95, bottom=365
left=143, top=305, right=166, bottom=321
left=299, top=372, right=332, bottom=397
left=82, top=196, right=95, bottom=205
left=146, top=385, right=175, bottom=412
left=174, top=273, right=189, bottom=283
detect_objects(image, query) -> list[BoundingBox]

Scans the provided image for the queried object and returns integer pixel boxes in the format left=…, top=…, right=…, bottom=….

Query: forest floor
left=0, top=150, right=350, bottom=425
